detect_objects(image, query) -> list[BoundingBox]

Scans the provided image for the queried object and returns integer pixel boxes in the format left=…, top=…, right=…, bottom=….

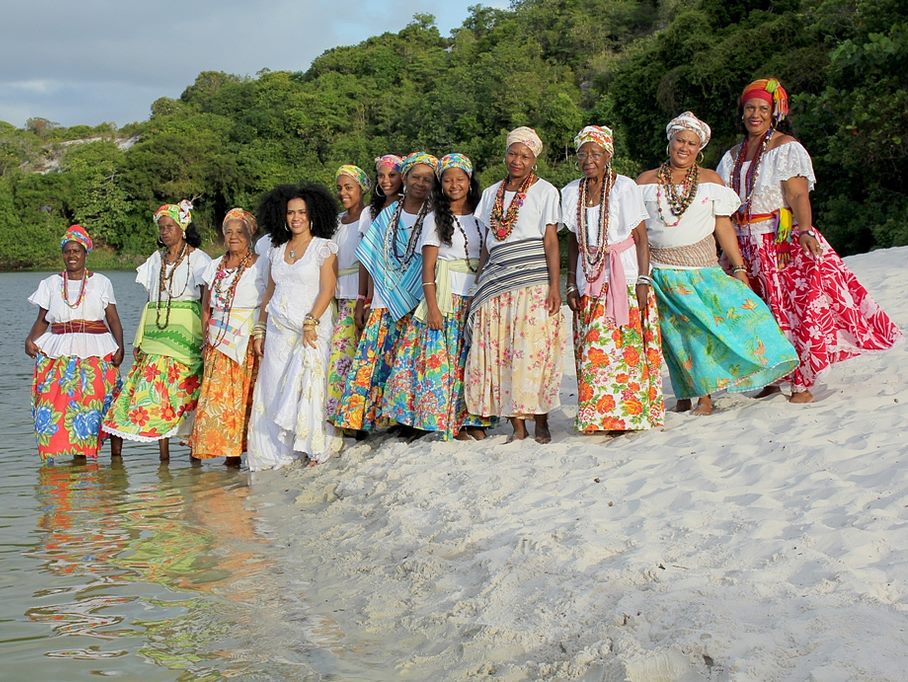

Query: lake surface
left=0, top=270, right=348, bottom=680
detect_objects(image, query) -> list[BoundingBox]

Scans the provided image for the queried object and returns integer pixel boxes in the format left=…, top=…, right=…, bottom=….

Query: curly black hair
left=257, top=183, right=339, bottom=246
left=430, top=174, right=481, bottom=247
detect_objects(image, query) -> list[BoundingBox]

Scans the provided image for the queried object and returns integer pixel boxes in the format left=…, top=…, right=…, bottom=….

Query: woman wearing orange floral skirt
left=561, top=125, right=664, bottom=433
left=188, top=208, right=265, bottom=466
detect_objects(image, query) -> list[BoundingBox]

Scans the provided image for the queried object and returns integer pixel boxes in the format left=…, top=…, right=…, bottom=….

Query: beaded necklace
left=731, top=128, right=773, bottom=224
left=656, top=162, right=699, bottom=227
left=60, top=270, right=90, bottom=309
left=490, top=174, right=535, bottom=241
left=575, top=169, right=615, bottom=287
left=209, top=250, right=253, bottom=348
left=156, top=242, right=190, bottom=329
left=382, top=200, right=429, bottom=271
left=452, top=214, right=483, bottom=272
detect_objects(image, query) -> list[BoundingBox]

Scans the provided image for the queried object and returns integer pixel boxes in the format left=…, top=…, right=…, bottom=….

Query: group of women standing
left=26, top=77, right=902, bottom=466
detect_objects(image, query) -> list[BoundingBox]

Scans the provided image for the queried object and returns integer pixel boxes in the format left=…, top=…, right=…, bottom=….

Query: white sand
left=253, top=247, right=908, bottom=681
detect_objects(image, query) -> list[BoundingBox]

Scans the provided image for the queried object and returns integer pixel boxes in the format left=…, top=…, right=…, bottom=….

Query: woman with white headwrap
left=465, top=126, right=566, bottom=443
left=638, top=111, right=797, bottom=415
left=562, top=125, right=664, bottom=433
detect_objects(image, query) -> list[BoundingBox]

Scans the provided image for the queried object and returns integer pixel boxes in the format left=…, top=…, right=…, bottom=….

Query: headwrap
left=222, top=207, right=258, bottom=241
left=740, top=78, right=790, bottom=123
left=399, top=151, right=439, bottom=177
left=375, top=154, right=403, bottom=171
left=666, top=111, right=711, bottom=149
left=335, top=164, right=371, bottom=192
left=573, top=125, right=614, bottom=155
left=436, top=152, right=473, bottom=180
left=61, top=224, right=92, bottom=253
left=506, top=126, right=543, bottom=157
left=154, top=199, right=193, bottom=233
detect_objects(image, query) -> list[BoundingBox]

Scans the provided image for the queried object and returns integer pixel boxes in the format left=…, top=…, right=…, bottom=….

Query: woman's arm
left=782, top=175, right=821, bottom=257
left=566, top=232, right=579, bottom=312
left=421, top=245, right=443, bottom=330
left=354, top=263, right=371, bottom=332
left=543, top=223, right=561, bottom=315
left=713, top=216, right=751, bottom=287
left=632, top=221, right=651, bottom=315
left=303, top=253, right=337, bottom=348
left=24, top=309, right=49, bottom=357
left=254, top=265, right=276, bottom=357
left=105, top=303, right=126, bottom=366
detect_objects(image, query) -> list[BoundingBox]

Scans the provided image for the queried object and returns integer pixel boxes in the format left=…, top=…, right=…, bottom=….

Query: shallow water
left=0, top=271, right=338, bottom=680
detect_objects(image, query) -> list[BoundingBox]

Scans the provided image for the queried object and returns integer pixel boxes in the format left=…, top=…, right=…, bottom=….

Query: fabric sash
left=582, top=233, right=636, bottom=327
left=467, top=239, right=549, bottom=339
left=650, top=233, right=718, bottom=269
left=134, top=300, right=203, bottom=370
left=208, top=306, right=256, bottom=364
left=50, top=320, right=108, bottom=334
left=413, top=258, right=479, bottom=323
left=354, top=201, right=423, bottom=321
left=337, top=265, right=359, bottom=278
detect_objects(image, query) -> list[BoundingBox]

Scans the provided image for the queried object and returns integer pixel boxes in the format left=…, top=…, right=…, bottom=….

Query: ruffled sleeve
left=27, top=276, right=53, bottom=309
left=419, top=213, right=441, bottom=249
left=772, top=141, right=816, bottom=190
left=560, top=181, right=580, bottom=234
left=537, top=180, right=562, bottom=227
left=315, top=238, right=339, bottom=266
left=201, top=256, right=222, bottom=288
left=474, top=183, right=498, bottom=232
left=716, top=148, right=736, bottom=185
left=96, top=274, right=116, bottom=307
left=357, top=210, right=373, bottom=236
left=135, top=251, right=159, bottom=295
left=615, top=176, right=649, bottom=232
left=254, top=234, right=272, bottom=257
left=705, top=183, right=742, bottom=217
left=189, top=249, right=212, bottom=289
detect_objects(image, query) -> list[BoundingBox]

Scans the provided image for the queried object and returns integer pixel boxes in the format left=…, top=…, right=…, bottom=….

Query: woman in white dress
left=247, top=184, right=343, bottom=470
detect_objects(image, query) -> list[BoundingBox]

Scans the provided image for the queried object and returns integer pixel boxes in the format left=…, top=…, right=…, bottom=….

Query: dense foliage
left=1, top=0, right=905, bottom=268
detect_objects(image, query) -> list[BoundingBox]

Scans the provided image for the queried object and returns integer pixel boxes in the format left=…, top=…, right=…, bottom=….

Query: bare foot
left=691, top=395, right=713, bottom=416
left=465, top=427, right=487, bottom=441
left=789, top=390, right=814, bottom=404
left=507, top=417, right=528, bottom=442
left=307, top=458, right=319, bottom=467
left=534, top=415, right=552, bottom=444
left=224, top=456, right=241, bottom=468
left=675, top=399, right=692, bottom=412
left=454, top=431, right=473, bottom=441
left=190, top=455, right=202, bottom=467
left=754, top=385, right=782, bottom=399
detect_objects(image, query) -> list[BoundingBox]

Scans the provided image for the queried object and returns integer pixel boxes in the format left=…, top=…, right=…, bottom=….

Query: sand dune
left=254, top=246, right=908, bottom=681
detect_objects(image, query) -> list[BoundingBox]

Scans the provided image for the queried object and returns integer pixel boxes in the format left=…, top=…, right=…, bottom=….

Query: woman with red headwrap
left=718, top=78, right=901, bottom=402
left=25, top=225, right=125, bottom=462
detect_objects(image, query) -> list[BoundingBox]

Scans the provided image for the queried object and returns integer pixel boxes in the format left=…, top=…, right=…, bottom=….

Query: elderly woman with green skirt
left=104, top=201, right=211, bottom=461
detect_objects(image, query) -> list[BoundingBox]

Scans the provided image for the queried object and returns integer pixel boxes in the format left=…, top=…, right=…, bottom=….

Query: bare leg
left=534, top=414, right=552, bottom=444
left=789, top=389, right=814, bottom=404
left=159, top=438, right=170, bottom=462
left=754, top=385, right=782, bottom=399
left=675, top=399, right=692, bottom=412
left=691, top=394, right=713, bottom=416
left=508, top=417, right=528, bottom=442
left=465, top=426, right=487, bottom=441
left=110, top=435, right=123, bottom=457
left=224, top=456, right=241, bottom=468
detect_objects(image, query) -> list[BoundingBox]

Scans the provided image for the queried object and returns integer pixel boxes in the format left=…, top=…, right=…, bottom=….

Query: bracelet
left=303, top=314, right=319, bottom=326
left=636, top=275, right=652, bottom=286
left=357, top=294, right=367, bottom=301
left=566, top=285, right=578, bottom=293
left=731, top=265, right=747, bottom=274
left=422, top=281, right=436, bottom=287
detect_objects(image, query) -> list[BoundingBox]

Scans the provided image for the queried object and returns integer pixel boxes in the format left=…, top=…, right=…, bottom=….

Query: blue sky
left=0, top=0, right=508, bottom=128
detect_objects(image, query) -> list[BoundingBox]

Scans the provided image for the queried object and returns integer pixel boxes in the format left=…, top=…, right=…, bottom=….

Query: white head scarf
left=506, top=126, right=543, bottom=157
left=666, top=111, right=711, bottom=149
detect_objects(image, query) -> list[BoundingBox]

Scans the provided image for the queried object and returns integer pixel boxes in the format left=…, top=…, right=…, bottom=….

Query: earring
left=697, top=151, right=705, bottom=165
left=533, top=163, right=538, bottom=172
left=375, top=184, right=385, bottom=198
left=665, top=143, right=671, bottom=158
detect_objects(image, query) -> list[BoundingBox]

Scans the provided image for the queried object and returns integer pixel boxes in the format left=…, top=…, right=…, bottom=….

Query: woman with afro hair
left=246, top=183, right=344, bottom=470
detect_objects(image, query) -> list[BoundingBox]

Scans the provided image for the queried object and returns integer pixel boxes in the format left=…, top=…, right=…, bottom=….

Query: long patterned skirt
left=573, top=286, right=664, bottom=432
left=465, top=284, right=566, bottom=418
left=103, top=352, right=202, bottom=442
left=32, top=352, right=121, bottom=461
left=738, top=228, right=902, bottom=392
left=188, top=343, right=258, bottom=459
left=332, top=307, right=409, bottom=431
left=326, top=299, right=358, bottom=418
left=383, top=294, right=496, bottom=439
left=651, top=266, right=799, bottom=400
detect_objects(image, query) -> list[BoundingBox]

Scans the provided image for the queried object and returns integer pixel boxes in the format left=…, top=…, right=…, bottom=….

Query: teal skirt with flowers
left=651, top=266, right=798, bottom=400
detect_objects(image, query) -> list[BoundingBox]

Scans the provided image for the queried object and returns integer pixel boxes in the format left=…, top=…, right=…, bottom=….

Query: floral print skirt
left=382, top=294, right=496, bottom=439
left=332, top=307, right=409, bottom=431
left=32, top=352, right=121, bottom=461
left=103, top=351, right=201, bottom=442
left=188, top=343, right=258, bottom=459
left=465, top=284, right=566, bottom=418
left=326, top=299, right=358, bottom=418
left=738, top=228, right=902, bottom=391
left=652, top=266, right=799, bottom=400
left=573, top=286, right=664, bottom=432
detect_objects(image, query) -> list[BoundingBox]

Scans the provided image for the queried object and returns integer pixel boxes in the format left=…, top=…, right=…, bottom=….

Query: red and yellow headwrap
left=153, top=199, right=193, bottom=233
left=222, top=207, right=257, bottom=241
left=740, top=78, right=789, bottom=123
left=61, top=224, right=92, bottom=253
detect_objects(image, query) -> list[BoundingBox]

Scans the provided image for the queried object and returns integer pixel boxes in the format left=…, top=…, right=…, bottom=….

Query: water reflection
left=25, top=459, right=279, bottom=677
